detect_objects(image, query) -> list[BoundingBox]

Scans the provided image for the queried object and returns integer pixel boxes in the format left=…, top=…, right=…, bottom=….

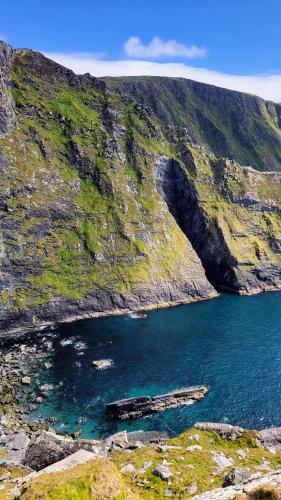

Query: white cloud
left=44, top=52, right=281, bottom=103
left=124, top=36, right=206, bottom=59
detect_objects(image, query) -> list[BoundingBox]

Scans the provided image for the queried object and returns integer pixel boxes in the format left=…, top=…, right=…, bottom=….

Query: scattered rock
left=154, top=465, right=173, bottom=481
left=187, top=445, right=202, bottom=452
left=257, top=427, right=281, bottom=453
left=21, top=376, right=31, bottom=385
left=211, top=451, right=235, bottom=470
left=236, top=449, right=247, bottom=459
left=186, top=482, right=198, bottom=494
left=120, top=463, right=135, bottom=474
left=188, top=434, right=200, bottom=442
left=43, top=362, right=53, bottom=370
left=222, top=467, right=256, bottom=487
left=105, top=431, right=128, bottom=449
left=92, top=359, right=113, bottom=370
left=164, top=489, right=173, bottom=497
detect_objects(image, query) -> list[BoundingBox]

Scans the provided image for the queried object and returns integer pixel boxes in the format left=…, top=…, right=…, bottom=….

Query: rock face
left=104, top=75, right=281, bottom=172
left=23, top=431, right=79, bottom=471
left=0, top=41, right=16, bottom=136
left=1, top=42, right=281, bottom=332
left=0, top=42, right=216, bottom=333
left=106, top=386, right=208, bottom=419
left=195, top=422, right=244, bottom=440
left=257, top=427, right=281, bottom=453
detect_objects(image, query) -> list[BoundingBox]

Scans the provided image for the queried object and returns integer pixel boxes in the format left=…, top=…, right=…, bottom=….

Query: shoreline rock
left=106, top=386, right=208, bottom=419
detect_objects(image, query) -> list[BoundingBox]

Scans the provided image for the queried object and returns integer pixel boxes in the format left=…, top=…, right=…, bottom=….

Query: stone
left=23, top=431, right=78, bottom=471
left=186, top=483, right=198, bottom=494
left=195, top=422, right=244, bottom=441
left=7, top=432, right=30, bottom=450
left=236, top=449, right=247, bottom=459
left=120, top=463, right=135, bottom=474
left=187, top=445, right=202, bottom=452
left=164, top=489, right=173, bottom=497
left=188, top=434, right=200, bottom=442
left=211, top=451, right=235, bottom=470
left=127, top=430, right=168, bottom=446
left=222, top=467, right=255, bottom=487
left=92, top=359, right=113, bottom=370
left=154, top=465, right=173, bottom=481
left=257, top=427, right=281, bottom=453
left=105, top=431, right=128, bottom=449
left=21, top=376, right=31, bottom=385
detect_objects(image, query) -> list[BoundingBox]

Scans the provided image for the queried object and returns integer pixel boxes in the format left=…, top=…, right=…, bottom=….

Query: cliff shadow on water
left=154, top=156, right=239, bottom=292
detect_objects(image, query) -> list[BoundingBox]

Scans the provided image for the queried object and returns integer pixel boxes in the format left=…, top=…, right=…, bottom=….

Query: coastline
left=0, top=290, right=219, bottom=337
left=3, top=280, right=281, bottom=338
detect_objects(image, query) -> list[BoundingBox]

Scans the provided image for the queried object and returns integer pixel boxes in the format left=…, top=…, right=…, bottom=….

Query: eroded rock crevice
left=154, top=156, right=238, bottom=292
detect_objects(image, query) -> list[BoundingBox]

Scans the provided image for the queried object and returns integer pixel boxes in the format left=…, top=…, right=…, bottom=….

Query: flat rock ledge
left=195, top=422, right=244, bottom=441
left=193, top=469, right=281, bottom=499
left=106, top=386, right=208, bottom=419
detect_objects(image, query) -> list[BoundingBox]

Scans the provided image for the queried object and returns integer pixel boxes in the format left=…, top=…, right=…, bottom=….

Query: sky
left=2, top=0, right=281, bottom=101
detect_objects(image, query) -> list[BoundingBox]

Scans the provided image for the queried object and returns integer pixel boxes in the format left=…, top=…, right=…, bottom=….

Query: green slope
left=104, top=76, right=281, bottom=171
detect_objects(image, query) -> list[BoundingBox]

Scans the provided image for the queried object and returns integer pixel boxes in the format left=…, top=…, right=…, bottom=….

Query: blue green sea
left=22, top=292, right=281, bottom=438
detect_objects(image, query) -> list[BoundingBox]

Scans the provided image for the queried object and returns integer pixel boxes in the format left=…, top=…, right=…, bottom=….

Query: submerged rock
left=92, top=359, right=114, bottom=370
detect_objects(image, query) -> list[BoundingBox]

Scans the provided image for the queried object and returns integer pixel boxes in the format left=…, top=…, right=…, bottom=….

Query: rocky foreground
left=2, top=422, right=281, bottom=498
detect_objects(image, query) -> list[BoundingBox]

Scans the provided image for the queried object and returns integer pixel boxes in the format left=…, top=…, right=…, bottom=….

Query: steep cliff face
left=154, top=146, right=281, bottom=293
left=104, top=76, right=281, bottom=172
left=1, top=42, right=281, bottom=333
left=0, top=42, right=216, bottom=332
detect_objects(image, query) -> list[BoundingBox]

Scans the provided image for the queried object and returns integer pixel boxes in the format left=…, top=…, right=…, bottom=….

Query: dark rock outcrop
left=194, top=422, right=244, bottom=440
left=106, top=386, right=208, bottom=419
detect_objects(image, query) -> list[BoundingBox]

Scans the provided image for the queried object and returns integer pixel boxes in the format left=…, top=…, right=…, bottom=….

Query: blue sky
left=2, top=0, right=281, bottom=101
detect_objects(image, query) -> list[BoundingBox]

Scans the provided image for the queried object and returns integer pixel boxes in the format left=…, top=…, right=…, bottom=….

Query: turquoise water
left=25, top=292, right=281, bottom=439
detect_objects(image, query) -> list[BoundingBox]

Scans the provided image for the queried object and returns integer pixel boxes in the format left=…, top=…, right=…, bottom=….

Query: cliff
left=104, top=76, right=281, bottom=172
left=1, top=41, right=281, bottom=333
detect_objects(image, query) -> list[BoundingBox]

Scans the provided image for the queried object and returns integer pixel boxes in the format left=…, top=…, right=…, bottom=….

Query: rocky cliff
left=1, top=41, right=281, bottom=333
left=104, top=76, right=281, bottom=171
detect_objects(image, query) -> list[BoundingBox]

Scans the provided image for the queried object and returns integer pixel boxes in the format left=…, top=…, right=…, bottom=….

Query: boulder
left=92, top=359, right=113, bottom=370
left=0, top=432, right=30, bottom=466
left=105, top=431, right=128, bottom=450
left=127, top=430, right=168, bottom=446
left=21, top=376, right=31, bottom=385
left=211, top=451, right=235, bottom=470
left=23, top=431, right=78, bottom=471
left=120, top=463, right=135, bottom=474
left=257, top=427, right=281, bottom=453
left=195, top=422, right=244, bottom=440
left=222, top=467, right=256, bottom=487
left=154, top=465, right=173, bottom=481
left=187, top=445, right=202, bottom=452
